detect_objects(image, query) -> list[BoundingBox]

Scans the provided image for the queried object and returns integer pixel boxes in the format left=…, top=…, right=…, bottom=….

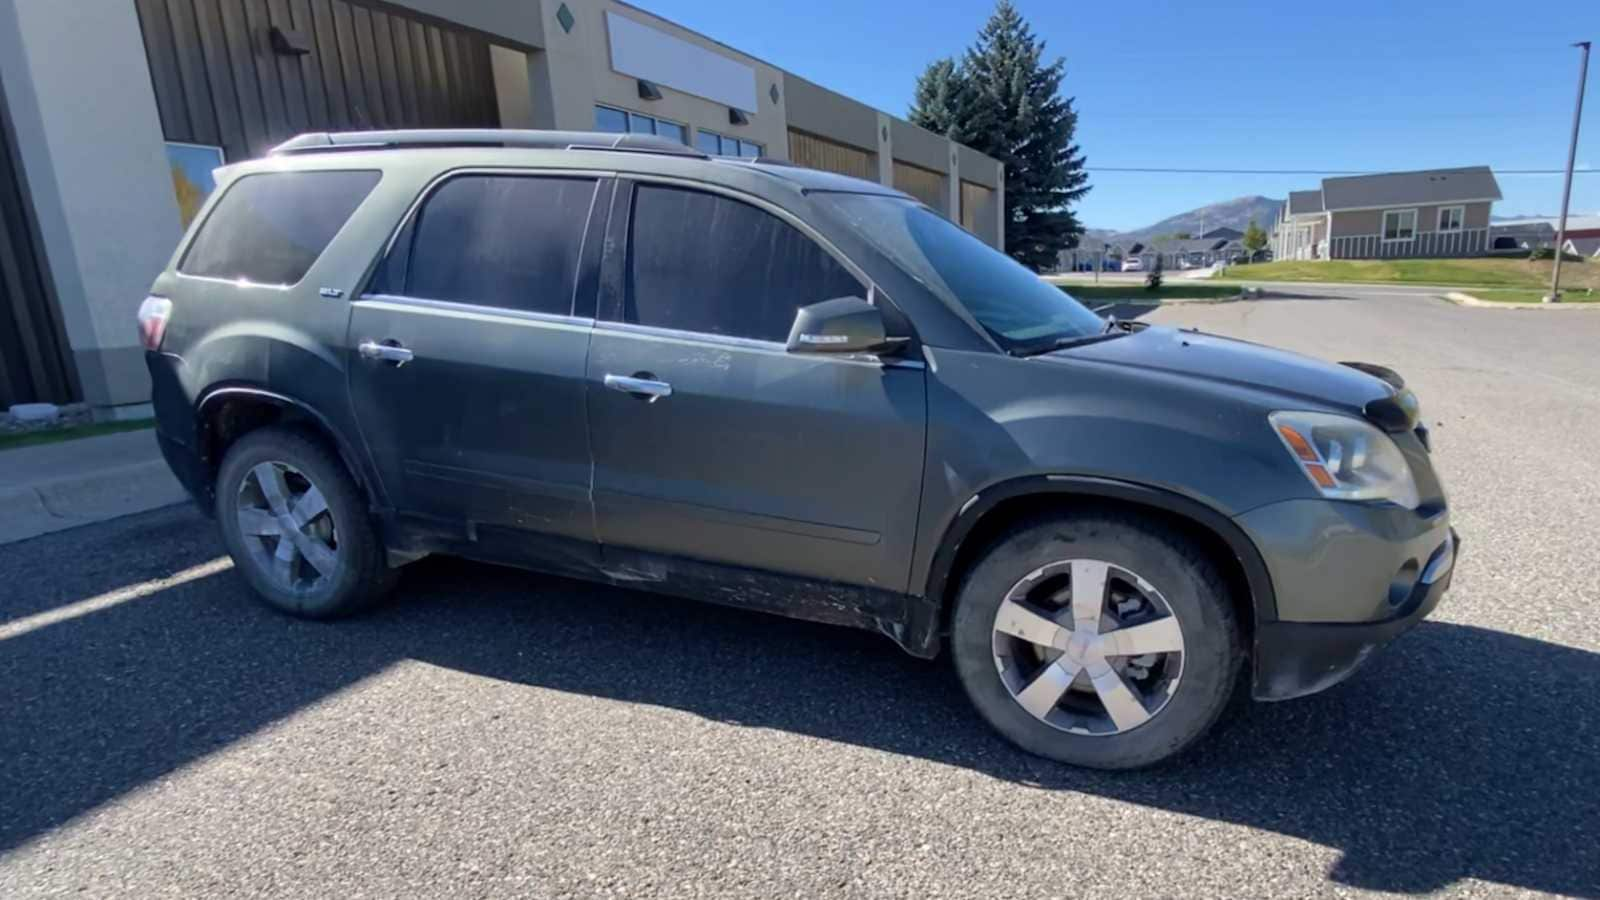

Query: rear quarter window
left=179, top=170, right=381, bottom=286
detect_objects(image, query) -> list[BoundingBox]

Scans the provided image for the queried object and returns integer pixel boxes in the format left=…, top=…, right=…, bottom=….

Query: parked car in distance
left=143, top=130, right=1457, bottom=769
left=1121, top=257, right=1144, bottom=272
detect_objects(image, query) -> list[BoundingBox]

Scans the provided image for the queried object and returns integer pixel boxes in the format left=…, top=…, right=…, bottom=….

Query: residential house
left=1272, top=166, right=1501, bottom=260
left=1489, top=221, right=1557, bottom=252
left=1564, top=237, right=1600, bottom=258
left=1056, top=240, right=1126, bottom=272
left=1139, top=236, right=1240, bottom=269
left=1274, top=190, right=1326, bottom=260
left=1492, top=215, right=1600, bottom=253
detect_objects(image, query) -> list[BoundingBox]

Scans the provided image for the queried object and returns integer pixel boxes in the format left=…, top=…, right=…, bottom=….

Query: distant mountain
left=1089, top=196, right=1282, bottom=245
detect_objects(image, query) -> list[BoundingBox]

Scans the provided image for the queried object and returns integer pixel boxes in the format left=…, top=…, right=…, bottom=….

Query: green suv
left=143, top=130, right=1456, bottom=768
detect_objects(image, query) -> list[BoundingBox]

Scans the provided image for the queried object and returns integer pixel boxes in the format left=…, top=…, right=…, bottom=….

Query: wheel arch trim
left=918, top=474, right=1279, bottom=636
left=194, top=385, right=383, bottom=508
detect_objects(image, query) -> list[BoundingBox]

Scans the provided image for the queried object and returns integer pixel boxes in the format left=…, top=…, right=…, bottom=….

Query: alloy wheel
left=991, top=559, right=1186, bottom=735
left=235, top=461, right=341, bottom=593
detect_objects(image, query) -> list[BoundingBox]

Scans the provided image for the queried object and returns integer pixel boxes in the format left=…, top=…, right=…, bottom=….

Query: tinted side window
left=400, top=175, right=597, bottom=315
left=180, top=170, right=380, bottom=286
left=625, top=185, right=862, bottom=342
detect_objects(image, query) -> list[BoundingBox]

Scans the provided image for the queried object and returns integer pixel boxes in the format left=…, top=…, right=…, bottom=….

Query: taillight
left=137, top=296, right=172, bottom=351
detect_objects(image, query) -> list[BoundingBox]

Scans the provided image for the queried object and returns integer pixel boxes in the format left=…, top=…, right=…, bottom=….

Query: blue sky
left=636, top=0, right=1597, bottom=231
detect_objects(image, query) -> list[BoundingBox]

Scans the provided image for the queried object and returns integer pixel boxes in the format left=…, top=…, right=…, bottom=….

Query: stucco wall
left=532, top=0, right=788, bottom=158
left=782, top=73, right=877, bottom=153
left=0, top=0, right=180, bottom=407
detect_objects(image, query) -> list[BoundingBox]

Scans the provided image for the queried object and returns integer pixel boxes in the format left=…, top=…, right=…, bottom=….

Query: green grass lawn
left=0, top=417, right=154, bottom=452
left=1220, top=257, right=1598, bottom=290
left=1059, top=283, right=1241, bottom=303
left=1460, top=288, right=1600, bottom=304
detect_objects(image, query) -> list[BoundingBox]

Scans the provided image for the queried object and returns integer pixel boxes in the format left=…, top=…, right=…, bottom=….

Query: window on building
left=594, top=105, right=689, bottom=145
left=696, top=129, right=763, bottom=158
left=624, top=184, right=861, bottom=342
left=1437, top=206, right=1465, bottom=232
left=594, top=106, right=628, bottom=134
left=388, top=175, right=598, bottom=316
left=180, top=170, right=381, bottom=286
left=1382, top=209, right=1417, bottom=241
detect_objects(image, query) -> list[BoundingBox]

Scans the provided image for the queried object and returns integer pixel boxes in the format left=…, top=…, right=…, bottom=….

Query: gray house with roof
left=1272, top=167, right=1501, bottom=260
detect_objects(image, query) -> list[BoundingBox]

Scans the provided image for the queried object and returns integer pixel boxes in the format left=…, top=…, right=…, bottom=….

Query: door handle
left=358, top=340, right=414, bottom=367
left=604, top=373, right=672, bottom=402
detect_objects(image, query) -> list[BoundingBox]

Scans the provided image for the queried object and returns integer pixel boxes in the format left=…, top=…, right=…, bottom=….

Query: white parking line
left=0, top=557, right=233, bottom=641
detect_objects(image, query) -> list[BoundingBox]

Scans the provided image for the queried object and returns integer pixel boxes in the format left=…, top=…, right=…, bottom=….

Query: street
left=3, top=288, right=1598, bottom=898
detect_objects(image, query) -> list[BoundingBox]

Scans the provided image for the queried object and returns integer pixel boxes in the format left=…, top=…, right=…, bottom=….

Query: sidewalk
left=0, top=429, right=187, bottom=544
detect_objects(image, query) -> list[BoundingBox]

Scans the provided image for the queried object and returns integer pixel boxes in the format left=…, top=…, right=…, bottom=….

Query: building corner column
left=946, top=145, right=959, bottom=221
left=875, top=112, right=893, bottom=187
left=995, top=161, right=1006, bottom=251
left=0, top=0, right=181, bottom=413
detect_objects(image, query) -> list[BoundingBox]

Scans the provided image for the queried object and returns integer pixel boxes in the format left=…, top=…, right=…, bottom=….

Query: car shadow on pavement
left=2, top=513, right=1595, bottom=897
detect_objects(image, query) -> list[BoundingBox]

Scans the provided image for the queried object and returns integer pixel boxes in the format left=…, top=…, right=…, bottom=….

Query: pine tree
left=908, top=58, right=975, bottom=144
left=909, top=1, right=1090, bottom=270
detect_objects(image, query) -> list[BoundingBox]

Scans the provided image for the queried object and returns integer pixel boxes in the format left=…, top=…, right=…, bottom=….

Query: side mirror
left=785, top=296, right=889, bottom=354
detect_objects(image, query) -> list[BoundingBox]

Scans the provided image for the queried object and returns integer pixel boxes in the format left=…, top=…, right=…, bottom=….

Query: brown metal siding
left=960, top=180, right=993, bottom=232
left=787, top=130, right=875, bottom=181
left=135, top=0, right=500, bottom=163
left=893, top=160, right=945, bottom=213
left=0, top=78, right=77, bottom=407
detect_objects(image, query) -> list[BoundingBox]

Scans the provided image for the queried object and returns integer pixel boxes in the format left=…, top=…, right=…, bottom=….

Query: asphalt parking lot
left=3, top=287, right=1597, bottom=898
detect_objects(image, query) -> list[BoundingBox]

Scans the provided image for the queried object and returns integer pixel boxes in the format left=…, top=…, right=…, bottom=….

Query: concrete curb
left=0, top=451, right=187, bottom=545
left=1442, top=291, right=1600, bottom=310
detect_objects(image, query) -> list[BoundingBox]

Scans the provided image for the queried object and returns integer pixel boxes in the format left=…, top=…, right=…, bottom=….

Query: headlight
left=1269, top=411, right=1419, bottom=509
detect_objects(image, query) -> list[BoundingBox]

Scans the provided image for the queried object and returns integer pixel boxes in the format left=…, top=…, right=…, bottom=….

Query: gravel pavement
left=2, top=287, right=1597, bottom=898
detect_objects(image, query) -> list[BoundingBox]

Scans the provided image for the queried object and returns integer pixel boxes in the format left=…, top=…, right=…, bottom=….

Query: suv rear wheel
left=216, top=427, right=395, bottom=618
left=951, top=511, right=1241, bottom=769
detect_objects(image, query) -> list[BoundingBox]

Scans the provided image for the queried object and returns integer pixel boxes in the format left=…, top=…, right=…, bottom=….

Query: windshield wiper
left=1010, top=330, right=1129, bottom=357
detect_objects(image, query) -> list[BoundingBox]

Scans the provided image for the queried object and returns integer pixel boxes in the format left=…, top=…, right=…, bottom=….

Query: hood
left=1049, top=325, right=1394, bottom=414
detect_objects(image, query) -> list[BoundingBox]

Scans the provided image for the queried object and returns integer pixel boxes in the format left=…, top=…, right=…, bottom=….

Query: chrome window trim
left=355, top=293, right=595, bottom=333
left=592, top=320, right=923, bottom=369
left=172, top=272, right=296, bottom=292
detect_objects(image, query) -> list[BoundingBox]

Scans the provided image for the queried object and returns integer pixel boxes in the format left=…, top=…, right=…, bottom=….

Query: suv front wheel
left=215, top=427, right=396, bottom=618
left=951, top=511, right=1242, bottom=769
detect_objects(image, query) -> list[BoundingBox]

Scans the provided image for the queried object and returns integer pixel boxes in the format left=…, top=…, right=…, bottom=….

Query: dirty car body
left=145, top=130, right=1455, bottom=767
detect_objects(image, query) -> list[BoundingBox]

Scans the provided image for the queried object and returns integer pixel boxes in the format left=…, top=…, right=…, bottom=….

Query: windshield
left=815, top=194, right=1105, bottom=350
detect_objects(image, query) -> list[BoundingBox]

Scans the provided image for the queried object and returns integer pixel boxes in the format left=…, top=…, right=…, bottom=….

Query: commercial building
left=0, top=0, right=1003, bottom=415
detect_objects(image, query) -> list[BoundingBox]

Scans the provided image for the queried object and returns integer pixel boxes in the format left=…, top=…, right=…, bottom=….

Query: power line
left=1086, top=166, right=1595, bottom=175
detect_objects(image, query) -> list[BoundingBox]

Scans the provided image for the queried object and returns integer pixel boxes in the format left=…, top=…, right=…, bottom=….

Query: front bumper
left=1237, top=492, right=1457, bottom=701
left=1254, top=530, right=1456, bottom=699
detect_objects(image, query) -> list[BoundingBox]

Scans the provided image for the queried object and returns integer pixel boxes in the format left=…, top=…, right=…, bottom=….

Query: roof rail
left=269, top=129, right=709, bottom=159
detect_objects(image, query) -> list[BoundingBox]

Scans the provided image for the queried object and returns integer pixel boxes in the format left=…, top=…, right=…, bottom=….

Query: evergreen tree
left=908, top=58, right=975, bottom=144
left=909, top=1, right=1090, bottom=270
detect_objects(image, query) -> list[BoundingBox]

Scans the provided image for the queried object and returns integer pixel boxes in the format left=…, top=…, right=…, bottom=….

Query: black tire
left=215, top=426, right=396, bottom=618
left=951, top=511, right=1242, bottom=770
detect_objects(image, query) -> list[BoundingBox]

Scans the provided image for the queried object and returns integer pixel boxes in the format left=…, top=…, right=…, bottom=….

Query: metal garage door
left=788, top=130, right=875, bottom=181
left=0, top=76, right=77, bottom=409
left=134, top=0, right=501, bottom=165
left=893, top=160, right=946, bottom=214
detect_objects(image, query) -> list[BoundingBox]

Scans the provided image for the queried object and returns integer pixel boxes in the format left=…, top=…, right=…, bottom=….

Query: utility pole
left=1547, top=40, right=1590, bottom=303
